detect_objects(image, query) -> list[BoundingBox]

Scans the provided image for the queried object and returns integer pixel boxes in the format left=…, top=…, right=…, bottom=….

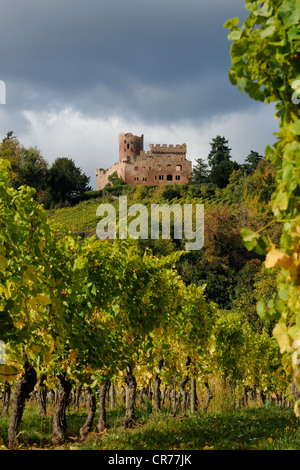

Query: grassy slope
left=47, top=184, right=225, bottom=237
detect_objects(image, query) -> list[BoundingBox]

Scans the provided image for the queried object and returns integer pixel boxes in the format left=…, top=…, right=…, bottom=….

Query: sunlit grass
left=1, top=401, right=299, bottom=450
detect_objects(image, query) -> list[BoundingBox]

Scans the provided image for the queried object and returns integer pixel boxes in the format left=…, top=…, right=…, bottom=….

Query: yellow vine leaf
left=265, top=250, right=290, bottom=268
left=265, top=250, right=298, bottom=279
left=273, top=323, right=291, bottom=354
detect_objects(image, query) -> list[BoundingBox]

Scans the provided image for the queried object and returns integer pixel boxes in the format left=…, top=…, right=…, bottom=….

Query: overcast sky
left=0, top=0, right=278, bottom=189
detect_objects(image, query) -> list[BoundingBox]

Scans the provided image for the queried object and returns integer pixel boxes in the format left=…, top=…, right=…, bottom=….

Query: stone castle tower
left=96, top=132, right=192, bottom=190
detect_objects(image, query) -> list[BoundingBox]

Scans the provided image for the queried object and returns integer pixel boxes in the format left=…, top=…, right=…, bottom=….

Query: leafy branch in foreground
left=225, top=0, right=300, bottom=412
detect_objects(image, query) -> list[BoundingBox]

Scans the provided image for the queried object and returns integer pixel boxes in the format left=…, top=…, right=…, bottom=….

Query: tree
left=0, top=132, right=23, bottom=188
left=249, top=158, right=277, bottom=204
left=0, top=133, right=52, bottom=206
left=207, top=136, right=239, bottom=188
left=242, top=150, right=263, bottom=175
left=191, top=157, right=210, bottom=184
left=178, top=204, right=254, bottom=309
left=207, top=135, right=231, bottom=168
left=47, top=157, right=91, bottom=203
left=19, top=146, right=49, bottom=192
left=210, top=159, right=239, bottom=189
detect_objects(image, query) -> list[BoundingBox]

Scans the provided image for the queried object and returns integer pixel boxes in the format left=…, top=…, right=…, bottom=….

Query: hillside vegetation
left=49, top=158, right=279, bottom=315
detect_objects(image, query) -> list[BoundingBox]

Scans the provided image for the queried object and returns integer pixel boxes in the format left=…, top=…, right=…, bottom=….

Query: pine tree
left=191, top=157, right=210, bottom=184
left=207, top=136, right=238, bottom=188
left=207, top=136, right=232, bottom=168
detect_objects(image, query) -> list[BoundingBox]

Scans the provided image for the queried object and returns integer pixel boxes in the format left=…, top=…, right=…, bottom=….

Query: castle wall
left=123, top=153, right=191, bottom=186
left=96, top=162, right=120, bottom=190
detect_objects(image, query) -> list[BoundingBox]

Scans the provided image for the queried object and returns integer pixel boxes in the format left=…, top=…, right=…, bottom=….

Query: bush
left=80, top=190, right=103, bottom=201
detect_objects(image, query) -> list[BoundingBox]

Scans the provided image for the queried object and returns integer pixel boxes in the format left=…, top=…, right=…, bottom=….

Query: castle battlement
left=149, top=143, right=186, bottom=154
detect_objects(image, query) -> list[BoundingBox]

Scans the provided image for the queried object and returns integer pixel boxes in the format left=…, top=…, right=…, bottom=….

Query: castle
left=95, top=132, right=192, bottom=190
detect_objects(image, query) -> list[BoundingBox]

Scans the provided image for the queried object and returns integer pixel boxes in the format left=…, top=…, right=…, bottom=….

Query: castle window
left=135, top=166, right=138, bottom=170
left=167, top=164, right=171, bottom=169
left=149, top=166, right=151, bottom=170
left=157, top=164, right=161, bottom=170
left=142, top=177, right=147, bottom=182
left=159, top=175, right=164, bottom=180
left=175, top=175, right=180, bottom=181
left=176, top=164, right=182, bottom=171
left=127, top=143, right=130, bottom=149
left=167, top=174, right=173, bottom=181
left=155, top=175, right=157, bottom=180
left=134, top=177, right=139, bottom=181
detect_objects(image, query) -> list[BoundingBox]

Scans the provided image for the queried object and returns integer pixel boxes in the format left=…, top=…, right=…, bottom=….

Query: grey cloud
left=0, top=0, right=249, bottom=124
left=0, top=0, right=276, bottom=188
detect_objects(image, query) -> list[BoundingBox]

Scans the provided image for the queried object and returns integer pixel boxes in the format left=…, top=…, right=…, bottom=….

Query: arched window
left=176, top=164, right=182, bottom=171
left=167, top=174, right=173, bottom=181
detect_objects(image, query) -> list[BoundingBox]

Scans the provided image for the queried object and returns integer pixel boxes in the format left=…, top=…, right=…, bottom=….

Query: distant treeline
left=0, top=131, right=274, bottom=208
left=0, top=131, right=91, bottom=208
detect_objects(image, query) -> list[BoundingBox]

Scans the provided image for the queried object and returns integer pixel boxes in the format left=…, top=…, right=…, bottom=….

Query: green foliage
left=0, top=149, right=294, bottom=446
left=0, top=132, right=91, bottom=207
left=47, top=156, right=91, bottom=203
left=80, top=189, right=103, bottom=201
left=106, top=171, right=125, bottom=188
left=19, top=146, right=49, bottom=191
left=210, top=159, right=239, bottom=189
left=1, top=400, right=299, bottom=450
left=191, top=157, right=210, bottom=184
left=225, top=0, right=300, bottom=398
left=242, top=150, right=263, bottom=175
left=49, top=174, right=279, bottom=313
left=0, top=132, right=24, bottom=188
left=205, top=135, right=240, bottom=188
left=207, top=135, right=232, bottom=168
left=162, top=185, right=183, bottom=201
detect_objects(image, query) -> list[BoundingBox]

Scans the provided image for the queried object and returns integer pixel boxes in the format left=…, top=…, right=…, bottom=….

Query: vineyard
left=1, top=0, right=300, bottom=454
left=0, top=155, right=297, bottom=451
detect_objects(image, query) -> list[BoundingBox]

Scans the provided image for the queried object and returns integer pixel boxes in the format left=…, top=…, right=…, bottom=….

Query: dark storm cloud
left=0, top=0, right=250, bottom=125
left=1, top=0, right=276, bottom=189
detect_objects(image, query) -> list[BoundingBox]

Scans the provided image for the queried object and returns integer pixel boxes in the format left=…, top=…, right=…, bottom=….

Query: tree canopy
left=0, top=132, right=91, bottom=207
left=47, top=156, right=91, bottom=203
